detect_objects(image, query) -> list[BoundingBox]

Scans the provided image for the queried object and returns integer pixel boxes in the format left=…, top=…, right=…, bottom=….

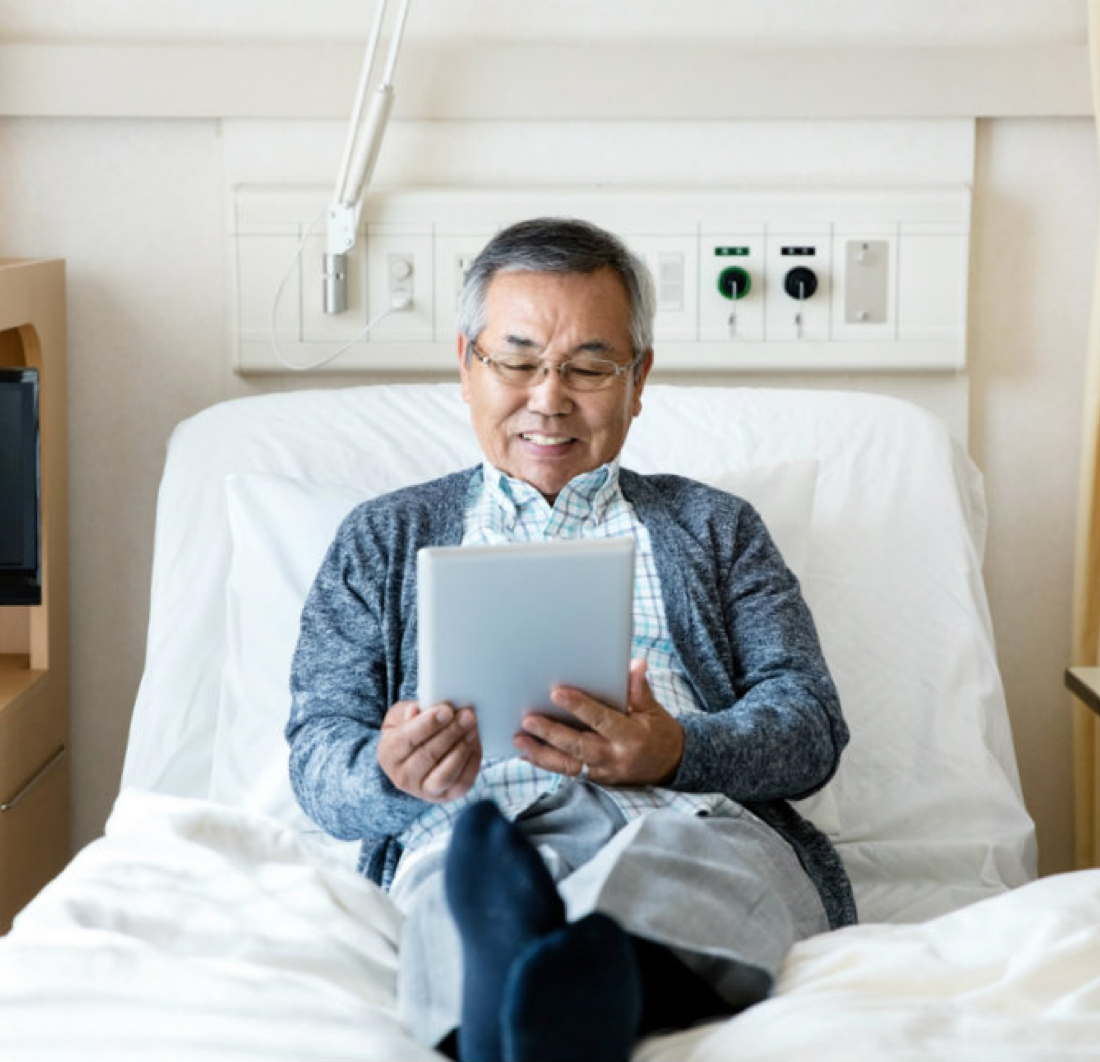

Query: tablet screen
left=417, top=537, right=634, bottom=759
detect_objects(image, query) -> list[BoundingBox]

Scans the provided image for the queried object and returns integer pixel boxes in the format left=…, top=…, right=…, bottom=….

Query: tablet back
left=417, top=537, right=634, bottom=759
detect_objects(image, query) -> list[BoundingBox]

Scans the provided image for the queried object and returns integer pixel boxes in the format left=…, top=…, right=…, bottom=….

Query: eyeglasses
left=469, top=342, right=641, bottom=392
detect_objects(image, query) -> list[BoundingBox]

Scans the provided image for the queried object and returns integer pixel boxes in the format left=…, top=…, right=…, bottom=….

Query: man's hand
left=513, top=659, right=685, bottom=787
left=377, top=700, right=482, bottom=803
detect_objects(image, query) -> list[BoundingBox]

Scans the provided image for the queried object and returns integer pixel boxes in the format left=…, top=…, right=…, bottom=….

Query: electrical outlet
left=365, top=227, right=434, bottom=341
left=388, top=253, right=414, bottom=310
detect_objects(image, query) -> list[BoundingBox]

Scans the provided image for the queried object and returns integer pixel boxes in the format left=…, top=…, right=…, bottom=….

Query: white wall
left=970, top=117, right=1097, bottom=873
left=0, top=1, right=1093, bottom=878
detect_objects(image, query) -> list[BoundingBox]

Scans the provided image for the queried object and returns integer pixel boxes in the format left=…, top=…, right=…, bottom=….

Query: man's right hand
left=377, top=700, right=482, bottom=803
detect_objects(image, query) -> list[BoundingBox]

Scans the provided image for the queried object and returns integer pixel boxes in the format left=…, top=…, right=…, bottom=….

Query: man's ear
left=630, top=349, right=655, bottom=417
left=457, top=335, right=472, bottom=403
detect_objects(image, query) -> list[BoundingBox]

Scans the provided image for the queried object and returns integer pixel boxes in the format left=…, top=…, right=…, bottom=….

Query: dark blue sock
left=631, top=934, right=744, bottom=1035
left=500, top=912, right=641, bottom=1062
left=445, top=801, right=565, bottom=1062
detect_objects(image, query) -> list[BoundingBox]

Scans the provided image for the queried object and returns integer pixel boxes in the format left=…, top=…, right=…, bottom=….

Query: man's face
left=457, top=267, right=654, bottom=504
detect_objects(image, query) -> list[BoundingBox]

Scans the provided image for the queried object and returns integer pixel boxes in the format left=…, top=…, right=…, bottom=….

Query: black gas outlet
left=783, top=266, right=818, bottom=300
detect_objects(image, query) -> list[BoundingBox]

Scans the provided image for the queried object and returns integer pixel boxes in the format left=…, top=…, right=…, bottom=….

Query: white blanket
left=2, top=791, right=1095, bottom=1061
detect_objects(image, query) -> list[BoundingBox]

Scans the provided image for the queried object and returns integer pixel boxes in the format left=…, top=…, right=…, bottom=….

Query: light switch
left=628, top=234, right=698, bottom=342
left=656, top=251, right=685, bottom=312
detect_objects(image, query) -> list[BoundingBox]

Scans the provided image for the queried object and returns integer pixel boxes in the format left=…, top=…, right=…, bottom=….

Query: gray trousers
left=390, top=781, right=828, bottom=1048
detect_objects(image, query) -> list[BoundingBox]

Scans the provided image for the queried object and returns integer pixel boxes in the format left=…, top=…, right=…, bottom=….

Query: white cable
left=270, top=211, right=400, bottom=373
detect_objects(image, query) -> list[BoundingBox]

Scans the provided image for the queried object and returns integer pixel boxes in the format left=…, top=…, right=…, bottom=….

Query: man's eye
left=569, top=362, right=613, bottom=378
left=499, top=360, right=540, bottom=374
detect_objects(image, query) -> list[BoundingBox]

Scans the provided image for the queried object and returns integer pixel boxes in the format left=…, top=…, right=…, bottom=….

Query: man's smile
left=519, top=431, right=575, bottom=448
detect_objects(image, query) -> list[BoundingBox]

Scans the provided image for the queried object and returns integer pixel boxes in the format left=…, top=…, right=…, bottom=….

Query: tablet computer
left=417, top=537, right=635, bottom=759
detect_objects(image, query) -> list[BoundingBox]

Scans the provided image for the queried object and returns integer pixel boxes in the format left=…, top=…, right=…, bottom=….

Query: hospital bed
left=1, top=382, right=1095, bottom=1061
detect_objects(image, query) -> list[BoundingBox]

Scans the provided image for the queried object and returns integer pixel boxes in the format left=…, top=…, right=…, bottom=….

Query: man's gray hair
left=456, top=217, right=657, bottom=361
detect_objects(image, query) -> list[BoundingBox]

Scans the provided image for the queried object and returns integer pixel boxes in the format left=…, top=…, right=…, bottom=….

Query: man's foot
left=501, top=912, right=641, bottom=1062
left=631, top=934, right=742, bottom=1035
left=445, top=801, right=566, bottom=1062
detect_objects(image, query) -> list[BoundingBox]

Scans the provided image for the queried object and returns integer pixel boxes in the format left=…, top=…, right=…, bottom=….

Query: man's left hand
left=513, top=658, right=685, bottom=787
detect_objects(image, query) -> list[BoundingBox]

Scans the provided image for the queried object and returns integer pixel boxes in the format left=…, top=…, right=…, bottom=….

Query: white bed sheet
left=1, top=790, right=1094, bottom=1062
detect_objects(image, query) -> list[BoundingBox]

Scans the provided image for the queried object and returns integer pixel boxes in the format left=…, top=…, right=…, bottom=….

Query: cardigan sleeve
left=286, top=470, right=473, bottom=849
left=633, top=475, right=848, bottom=804
left=285, top=511, right=429, bottom=844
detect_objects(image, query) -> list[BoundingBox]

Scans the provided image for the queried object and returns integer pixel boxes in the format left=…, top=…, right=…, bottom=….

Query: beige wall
left=970, top=118, right=1097, bottom=875
left=0, top=2, right=1094, bottom=878
left=0, top=118, right=228, bottom=853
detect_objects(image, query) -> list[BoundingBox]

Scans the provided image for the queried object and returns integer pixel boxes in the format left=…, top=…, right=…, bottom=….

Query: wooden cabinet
left=0, top=259, right=68, bottom=933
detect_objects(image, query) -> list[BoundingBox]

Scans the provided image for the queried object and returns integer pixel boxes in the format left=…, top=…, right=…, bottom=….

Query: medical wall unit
left=229, top=186, right=970, bottom=375
left=0, top=258, right=70, bottom=932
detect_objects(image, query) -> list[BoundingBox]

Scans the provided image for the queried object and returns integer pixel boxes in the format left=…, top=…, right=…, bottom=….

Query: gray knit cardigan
left=287, top=468, right=857, bottom=929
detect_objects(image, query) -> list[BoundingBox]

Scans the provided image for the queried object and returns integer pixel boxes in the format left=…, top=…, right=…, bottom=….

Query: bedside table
left=1066, top=667, right=1100, bottom=716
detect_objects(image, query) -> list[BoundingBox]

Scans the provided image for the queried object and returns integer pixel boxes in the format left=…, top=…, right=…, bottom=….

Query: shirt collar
left=480, top=458, right=622, bottom=531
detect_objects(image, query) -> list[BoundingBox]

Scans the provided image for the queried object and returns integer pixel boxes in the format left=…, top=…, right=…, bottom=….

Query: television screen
left=0, top=368, right=41, bottom=606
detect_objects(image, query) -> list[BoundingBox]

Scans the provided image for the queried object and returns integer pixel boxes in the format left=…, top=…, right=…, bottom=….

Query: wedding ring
left=577, top=762, right=590, bottom=783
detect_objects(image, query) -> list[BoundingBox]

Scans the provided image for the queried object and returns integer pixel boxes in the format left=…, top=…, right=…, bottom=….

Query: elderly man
left=287, top=218, right=855, bottom=1062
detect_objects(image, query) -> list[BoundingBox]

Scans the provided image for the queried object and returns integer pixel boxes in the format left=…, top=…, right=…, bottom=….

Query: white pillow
left=210, top=462, right=824, bottom=846
left=706, top=460, right=838, bottom=835
left=212, top=473, right=370, bottom=861
left=707, top=460, right=818, bottom=582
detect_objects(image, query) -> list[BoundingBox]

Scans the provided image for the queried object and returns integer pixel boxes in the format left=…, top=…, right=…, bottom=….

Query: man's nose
left=526, top=365, right=573, bottom=414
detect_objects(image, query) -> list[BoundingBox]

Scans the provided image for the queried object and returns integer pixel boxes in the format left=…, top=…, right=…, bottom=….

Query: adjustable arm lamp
left=323, top=0, right=411, bottom=315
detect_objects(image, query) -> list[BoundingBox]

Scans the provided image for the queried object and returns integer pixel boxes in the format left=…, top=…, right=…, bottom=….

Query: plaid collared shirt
left=397, top=460, right=724, bottom=851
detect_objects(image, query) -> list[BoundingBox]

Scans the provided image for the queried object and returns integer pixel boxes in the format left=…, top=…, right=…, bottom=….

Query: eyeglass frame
left=466, top=340, right=646, bottom=391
